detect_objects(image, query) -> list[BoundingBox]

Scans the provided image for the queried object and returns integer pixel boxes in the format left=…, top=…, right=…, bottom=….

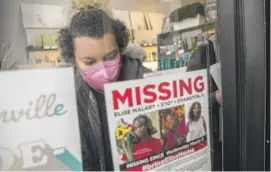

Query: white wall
left=14, top=0, right=205, bottom=16
left=14, top=0, right=67, bottom=5
left=0, top=0, right=28, bottom=70
left=110, top=0, right=165, bottom=13
left=16, top=0, right=167, bottom=13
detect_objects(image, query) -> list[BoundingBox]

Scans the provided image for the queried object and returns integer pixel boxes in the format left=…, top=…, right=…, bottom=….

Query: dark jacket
left=72, top=56, right=148, bottom=170
left=186, top=40, right=222, bottom=170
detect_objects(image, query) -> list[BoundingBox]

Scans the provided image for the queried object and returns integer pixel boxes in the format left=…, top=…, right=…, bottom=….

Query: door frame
left=217, top=0, right=267, bottom=170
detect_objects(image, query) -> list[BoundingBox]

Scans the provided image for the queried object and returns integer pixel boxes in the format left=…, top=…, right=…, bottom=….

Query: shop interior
left=0, top=0, right=220, bottom=153
left=0, top=0, right=269, bottom=171
left=0, top=0, right=222, bottom=170
left=0, top=0, right=217, bottom=72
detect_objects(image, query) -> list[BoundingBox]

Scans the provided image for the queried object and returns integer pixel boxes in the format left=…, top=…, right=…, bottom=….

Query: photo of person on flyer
left=159, top=106, right=187, bottom=150
left=186, top=102, right=207, bottom=142
left=121, top=115, right=162, bottom=162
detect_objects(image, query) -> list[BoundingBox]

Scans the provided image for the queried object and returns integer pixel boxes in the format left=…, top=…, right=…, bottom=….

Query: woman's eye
left=85, top=60, right=96, bottom=65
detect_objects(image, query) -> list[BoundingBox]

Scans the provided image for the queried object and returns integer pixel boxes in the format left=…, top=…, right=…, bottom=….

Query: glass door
left=0, top=0, right=269, bottom=171
left=217, top=0, right=268, bottom=170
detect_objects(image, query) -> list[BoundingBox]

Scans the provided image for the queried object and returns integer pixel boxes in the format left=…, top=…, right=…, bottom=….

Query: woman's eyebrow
left=82, top=56, right=96, bottom=60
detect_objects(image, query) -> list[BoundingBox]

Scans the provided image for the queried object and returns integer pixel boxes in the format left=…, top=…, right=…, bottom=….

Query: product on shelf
left=197, top=33, right=205, bottom=46
left=27, top=31, right=59, bottom=50
left=42, top=33, right=50, bottom=49
left=29, top=55, right=37, bottom=64
left=158, top=31, right=210, bottom=71
left=44, top=55, right=49, bottom=63
left=27, top=36, right=33, bottom=48
left=51, top=34, right=57, bottom=49
left=158, top=47, right=192, bottom=71
left=35, top=36, right=43, bottom=48
left=152, top=52, right=157, bottom=61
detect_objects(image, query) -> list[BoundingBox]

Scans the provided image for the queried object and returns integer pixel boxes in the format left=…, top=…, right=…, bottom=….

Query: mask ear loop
left=119, top=56, right=123, bottom=69
left=117, top=55, right=123, bottom=81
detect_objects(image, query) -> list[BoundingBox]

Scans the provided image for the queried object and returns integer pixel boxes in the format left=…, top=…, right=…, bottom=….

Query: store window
left=0, top=0, right=226, bottom=171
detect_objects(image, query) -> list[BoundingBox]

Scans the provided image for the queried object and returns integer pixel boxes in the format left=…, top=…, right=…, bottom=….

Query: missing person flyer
left=104, top=69, right=211, bottom=171
left=0, top=68, right=82, bottom=171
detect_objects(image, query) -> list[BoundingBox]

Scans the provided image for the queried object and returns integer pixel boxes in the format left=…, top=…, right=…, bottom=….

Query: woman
left=57, top=6, right=149, bottom=171
left=122, top=115, right=162, bottom=161
left=186, top=102, right=207, bottom=142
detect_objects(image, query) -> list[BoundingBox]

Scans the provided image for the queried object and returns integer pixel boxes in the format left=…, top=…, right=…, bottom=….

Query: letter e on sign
left=18, top=140, right=49, bottom=169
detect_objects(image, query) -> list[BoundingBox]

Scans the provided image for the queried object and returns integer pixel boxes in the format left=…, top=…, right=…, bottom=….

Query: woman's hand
left=215, top=90, right=222, bottom=106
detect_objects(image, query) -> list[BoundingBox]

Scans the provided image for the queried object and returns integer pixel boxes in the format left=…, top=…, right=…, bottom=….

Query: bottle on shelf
left=159, top=58, right=164, bottom=71
left=51, top=33, right=57, bottom=49
left=172, top=56, right=177, bottom=69
left=166, top=57, right=170, bottom=70
left=42, top=33, right=50, bottom=49
left=179, top=55, right=184, bottom=67
left=27, top=36, right=33, bottom=48
left=165, top=58, right=169, bottom=70
left=178, top=39, right=182, bottom=50
left=184, top=38, right=189, bottom=51
left=165, top=50, right=171, bottom=70
left=44, top=55, right=49, bottom=63
left=31, top=56, right=37, bottom=65
left=197, top=33, right=205, bottom=46
left=29, top=55, right=34, bottom=64
left=35, top=35, right=43, bottom=49
left=152, top=52, right=157, bottom=61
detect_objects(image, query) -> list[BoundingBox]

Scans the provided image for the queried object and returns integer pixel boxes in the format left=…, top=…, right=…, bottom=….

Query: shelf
left=142, top=61, right=158, bottom=72
left=27, top=47, right=58, bottom=51
left=25, top=27, right=61, bottom=30
left=143, top=60, right=158, bottom=63
left=158, top=49, right=195, bottom=56
left=141, top=44, right=157, bottom=48
left=159, top=22, right=215, bottom=37
left=157, top=22, right=215, bottom=46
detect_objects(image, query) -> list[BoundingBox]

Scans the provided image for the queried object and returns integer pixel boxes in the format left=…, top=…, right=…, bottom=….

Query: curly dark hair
left=57, top=6, right=130, bottom=63
left=188, top=102, right=202, bottom=121
left=160, top=108, right=174, bottom=116
left=132, top=115, right=157, bottom=136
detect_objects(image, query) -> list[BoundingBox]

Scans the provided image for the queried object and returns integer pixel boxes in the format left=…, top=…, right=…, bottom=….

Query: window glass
left=0, top=0, right=223, bottom=171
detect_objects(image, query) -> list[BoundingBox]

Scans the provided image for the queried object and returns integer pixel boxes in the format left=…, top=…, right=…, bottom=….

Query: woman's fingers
left=215, top=90, right=222, bottom=106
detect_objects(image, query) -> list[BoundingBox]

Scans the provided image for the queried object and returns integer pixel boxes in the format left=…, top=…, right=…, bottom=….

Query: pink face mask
left=81, top=58, right=121, bottom=90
